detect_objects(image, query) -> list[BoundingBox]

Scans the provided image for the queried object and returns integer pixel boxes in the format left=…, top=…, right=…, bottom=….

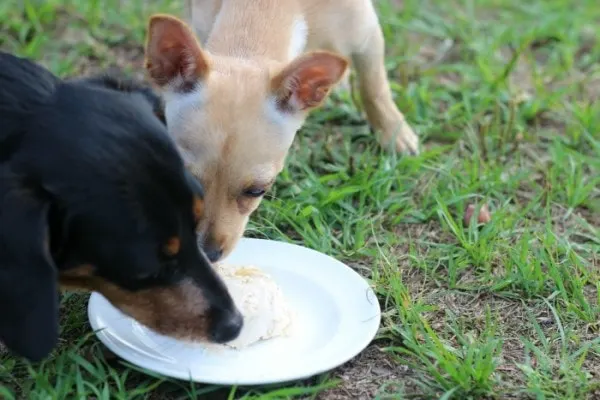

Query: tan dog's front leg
left=352, top=26, right=419, bottom=155
left=187, top=0, right=221, bottom=45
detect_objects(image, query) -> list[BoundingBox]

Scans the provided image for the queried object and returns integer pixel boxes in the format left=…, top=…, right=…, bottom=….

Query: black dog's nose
left=205, top=247, right=223, bottom=262
left=211, top=309, right=243, bottom=343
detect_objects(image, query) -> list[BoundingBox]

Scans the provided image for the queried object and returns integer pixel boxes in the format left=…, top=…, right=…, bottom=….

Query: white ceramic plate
left=87, top=238, right=381, bottom=386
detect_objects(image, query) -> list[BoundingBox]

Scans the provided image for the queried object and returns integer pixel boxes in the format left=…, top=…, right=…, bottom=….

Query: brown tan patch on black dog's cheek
left=164, top=236, right=181, bottom=256
left=62, top=275, right=212, bottom=341
left=63, top=264, right=95, bottom=277
left=58, top=264, right=97, bottom=292
left=193, top=196, right=204, bottom=222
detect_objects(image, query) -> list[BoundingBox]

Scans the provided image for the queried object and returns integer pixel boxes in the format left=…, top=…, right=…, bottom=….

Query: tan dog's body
left=145, top=0, right=419, bottom=261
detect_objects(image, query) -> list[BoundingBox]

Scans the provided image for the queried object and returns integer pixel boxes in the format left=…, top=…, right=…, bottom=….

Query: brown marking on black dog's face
left=59, top=266, right=212, bottom=340
left=193, top=196, right=204, bottom=223
left=164, top=236, right=181, bottom=256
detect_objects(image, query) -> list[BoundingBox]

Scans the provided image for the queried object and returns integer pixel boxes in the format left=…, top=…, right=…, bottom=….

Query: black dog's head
left=0, top=53, right=242, bottom=362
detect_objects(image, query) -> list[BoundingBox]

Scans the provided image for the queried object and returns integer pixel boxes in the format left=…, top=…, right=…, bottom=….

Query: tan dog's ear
left=145, top=14, right=210, bottom=92
left=270, top=51, right=349, bottom=112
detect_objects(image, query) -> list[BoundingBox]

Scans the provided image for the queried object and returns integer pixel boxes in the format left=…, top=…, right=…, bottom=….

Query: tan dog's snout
left=199, top=230, right=223, bottom=262
left=194, top=191, right=252, bottom=262
left=197, top=210, right=250, bottom=262
left=202, top=244, right=222, bottom=263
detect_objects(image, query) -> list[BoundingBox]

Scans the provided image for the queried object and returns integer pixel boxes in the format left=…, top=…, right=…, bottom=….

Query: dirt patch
left=316, top=345, right=419, bottom=400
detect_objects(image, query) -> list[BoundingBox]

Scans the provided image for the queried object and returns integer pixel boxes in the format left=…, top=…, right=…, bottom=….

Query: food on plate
left=214, top=263, right=293, bottom=348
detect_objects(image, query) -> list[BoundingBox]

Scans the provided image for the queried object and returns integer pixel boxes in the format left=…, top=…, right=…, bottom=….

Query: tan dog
left=144, top=0, right=419, bottom=261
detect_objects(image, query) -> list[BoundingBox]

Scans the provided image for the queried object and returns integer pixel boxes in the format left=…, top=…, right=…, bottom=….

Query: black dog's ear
left=0, top=189, right=59, bottom=362
left=71, top=73, right=167, bottom=125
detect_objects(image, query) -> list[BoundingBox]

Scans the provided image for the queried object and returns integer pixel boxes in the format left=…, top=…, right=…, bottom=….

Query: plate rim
left=88, top=238, right=381, bottom=386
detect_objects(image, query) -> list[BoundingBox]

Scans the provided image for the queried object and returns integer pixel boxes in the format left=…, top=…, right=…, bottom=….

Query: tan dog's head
left=144, top=15, right=348, bottom=261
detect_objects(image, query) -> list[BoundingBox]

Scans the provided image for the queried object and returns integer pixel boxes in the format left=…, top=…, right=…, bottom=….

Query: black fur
left=68, top=71, right=166, bottom=125
left=0, top=52, right=240, bottom=361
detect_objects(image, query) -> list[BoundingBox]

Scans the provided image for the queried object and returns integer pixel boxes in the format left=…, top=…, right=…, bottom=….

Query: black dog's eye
left=134, top=270, right=161, bottom=281
left=138, top=254, right=178, bottom=281
left=158, top=251, right=179, bottom=269
left=242, top=187, right=266, bottom=198
left=158, top=239, right=180, bottom=270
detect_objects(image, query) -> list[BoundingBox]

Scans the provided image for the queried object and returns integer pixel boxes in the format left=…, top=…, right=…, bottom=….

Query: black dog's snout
left=210, top=308, right=243, bottom=343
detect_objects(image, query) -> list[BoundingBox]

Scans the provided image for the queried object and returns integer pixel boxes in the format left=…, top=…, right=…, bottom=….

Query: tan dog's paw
left=378, top=120, right=420, bottom=155
left=395, top=122, right=420, bottom=155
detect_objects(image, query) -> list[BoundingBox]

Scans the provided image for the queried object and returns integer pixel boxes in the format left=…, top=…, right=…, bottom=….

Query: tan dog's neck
left=202, top=0, right=304, bottom=63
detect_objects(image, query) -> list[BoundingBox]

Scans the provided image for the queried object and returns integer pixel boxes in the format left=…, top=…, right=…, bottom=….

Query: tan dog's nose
left=205, top=247, right=223, bottom=262
left=201, top=235, right=223, bottom=262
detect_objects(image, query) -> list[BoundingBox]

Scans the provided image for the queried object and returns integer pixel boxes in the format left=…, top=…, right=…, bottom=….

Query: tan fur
left=144, top=0, right=419, bottom=260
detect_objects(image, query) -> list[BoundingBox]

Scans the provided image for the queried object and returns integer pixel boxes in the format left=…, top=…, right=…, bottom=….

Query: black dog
left=0, top=52, right=242, bottom=362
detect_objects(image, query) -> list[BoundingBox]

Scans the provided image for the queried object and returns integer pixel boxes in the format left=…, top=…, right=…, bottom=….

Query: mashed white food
left=214, top=263, right=294, bottom=349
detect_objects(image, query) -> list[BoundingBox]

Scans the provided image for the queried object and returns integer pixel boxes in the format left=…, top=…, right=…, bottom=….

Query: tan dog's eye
left=242, top=187, right=266, bottom=198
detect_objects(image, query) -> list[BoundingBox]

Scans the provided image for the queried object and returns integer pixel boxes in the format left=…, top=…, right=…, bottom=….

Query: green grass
left=2, top=0, right=600, bottom=398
